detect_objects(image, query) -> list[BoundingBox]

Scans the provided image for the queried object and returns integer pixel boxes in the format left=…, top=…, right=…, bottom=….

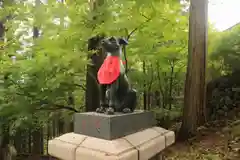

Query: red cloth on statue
left=97, top=56, right=121, bottom=84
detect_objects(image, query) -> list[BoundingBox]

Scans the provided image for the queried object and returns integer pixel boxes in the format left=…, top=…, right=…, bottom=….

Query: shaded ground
left=163, top=121, right=240, bottom=160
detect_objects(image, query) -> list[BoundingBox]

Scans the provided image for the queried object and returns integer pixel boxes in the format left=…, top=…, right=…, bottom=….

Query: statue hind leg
left=117, top=75, right=137, bottom=113
left=122, top=89, right=137, bottom=113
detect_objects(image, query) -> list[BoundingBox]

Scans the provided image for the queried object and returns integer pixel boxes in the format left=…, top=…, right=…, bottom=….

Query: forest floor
left=162, top=120, right=240, bottom=160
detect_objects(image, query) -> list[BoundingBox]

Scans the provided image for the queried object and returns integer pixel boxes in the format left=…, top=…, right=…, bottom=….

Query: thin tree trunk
left=143, top=61, right=147, bottom=110
left=155, top=91, right=160, bottom=107
left=54, top=115, right=60, bottom=136
left=168, top=61, right=175, bottom=110
left=13, top=131, right=21, bottom=154
left=179, top=0, right=207, bottom=140
left=0, top=21, right=4, bottom=41
left=147, top=64, right=154, bottom=110
left=163, top=72, right=168, bottom=108
left=63, top=116, right=71, bottom=133
left=58, top=119, right=64, bottom=135
left=40, top=127, right=44, bottom=154
left=51, top=119, right=55, bottom=138
left=156, top=62, right=165, bottom=108
left=28, top=128, right=32, bottom=153
left=46, top=121, right=50, bottom=155
left=22, top=131, right=28, bottom=153
left=32, top=117, right=41, bottom=158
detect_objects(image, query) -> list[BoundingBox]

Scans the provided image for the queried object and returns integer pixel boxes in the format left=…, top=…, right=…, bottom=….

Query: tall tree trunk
left=85, top=0, right=105, bottom=112
left=85, top=38, right=105, bottom=111
left=179, top=0, right=207, bottom=140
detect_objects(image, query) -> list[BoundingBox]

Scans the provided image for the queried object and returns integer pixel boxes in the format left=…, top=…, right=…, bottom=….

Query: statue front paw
left=105, top=107, right=115, bottom=115
left=122, top=108, right=132, bottom=114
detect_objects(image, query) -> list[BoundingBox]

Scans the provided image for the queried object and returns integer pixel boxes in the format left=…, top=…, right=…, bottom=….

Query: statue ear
left=118, top=38, right=128, bottom=45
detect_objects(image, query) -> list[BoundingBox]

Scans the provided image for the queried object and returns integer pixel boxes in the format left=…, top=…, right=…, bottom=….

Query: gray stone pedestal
left=48, top=110, right=175, bottom=160
left=74, top=110, right=156, bottom=140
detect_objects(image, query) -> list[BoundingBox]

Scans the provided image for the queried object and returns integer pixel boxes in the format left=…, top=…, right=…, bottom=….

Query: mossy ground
left=163, top=121, right=240, bottom=160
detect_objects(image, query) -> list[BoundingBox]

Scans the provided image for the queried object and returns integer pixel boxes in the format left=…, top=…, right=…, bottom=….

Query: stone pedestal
left=74, top=110, right=156, bottom=140
left=48, top=127, right=174, bottom=160
left=48, top=111, right=175, bottom=160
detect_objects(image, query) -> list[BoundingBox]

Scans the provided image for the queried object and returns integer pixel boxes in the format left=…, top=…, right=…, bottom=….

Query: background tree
left=210, top=25, right=240, bottom=73
left=179, top=0, right=208, bottom=139
left=85, top=0, right=106, bottom=112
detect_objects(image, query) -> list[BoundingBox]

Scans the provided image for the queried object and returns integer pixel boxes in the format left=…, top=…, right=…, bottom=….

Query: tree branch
left=123, top=13, right=152, bottom=73
left=6, top=79, right=80, bottom=113
left=14, top=91, right=80, bottom=112
left=74, top=83, right=86, bottom=91
left=36, top=103, right=80, bottom=113
left=126, top=13, right=152, bottom=40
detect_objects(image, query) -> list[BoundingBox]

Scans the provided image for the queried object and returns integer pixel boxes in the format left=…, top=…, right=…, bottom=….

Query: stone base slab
left=74, top=110, right=156, bottom=140
left=48, top=127, right=175, bottom=160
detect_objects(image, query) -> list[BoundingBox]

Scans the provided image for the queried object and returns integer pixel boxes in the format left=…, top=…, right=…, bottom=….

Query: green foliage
left=210, top=25, right=240, bottom=73
left=153, top=106, right=182, bottom=121
left=0, top=0, right=189, bottom=133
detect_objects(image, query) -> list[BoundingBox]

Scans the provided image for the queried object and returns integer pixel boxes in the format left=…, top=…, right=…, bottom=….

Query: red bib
left=97, top=56, right=120, bottom=84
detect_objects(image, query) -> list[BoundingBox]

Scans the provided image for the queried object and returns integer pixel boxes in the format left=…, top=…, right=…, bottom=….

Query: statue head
left=101, top=37, right=128, bottom=55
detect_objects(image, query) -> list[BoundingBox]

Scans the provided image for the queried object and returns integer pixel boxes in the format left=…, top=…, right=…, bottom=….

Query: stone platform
left=74, top=110, right=156, bottom=140
left=48, top=126, right=175, bottom=160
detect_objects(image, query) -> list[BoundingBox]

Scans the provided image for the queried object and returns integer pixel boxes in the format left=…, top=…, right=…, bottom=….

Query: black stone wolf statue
left=96, top=36, right=137, bottom=115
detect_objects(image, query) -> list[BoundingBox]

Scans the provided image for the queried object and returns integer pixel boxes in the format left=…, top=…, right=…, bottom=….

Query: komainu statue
left=96, top=36, right=137, bottom=115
